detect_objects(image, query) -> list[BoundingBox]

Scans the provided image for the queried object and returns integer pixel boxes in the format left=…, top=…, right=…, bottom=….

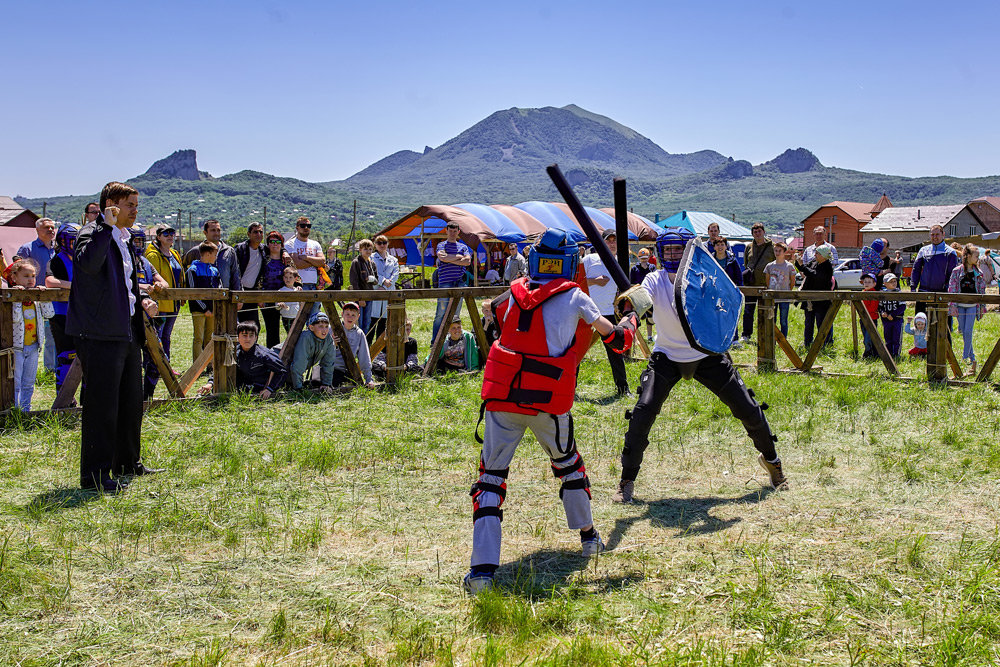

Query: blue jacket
left=66, top=215, right=143, bottom=342
left=236, top=344, right=287, bottom=393
left=186, top=261, right=221, bottom=313
left=911, top=243, right=958, bottom=293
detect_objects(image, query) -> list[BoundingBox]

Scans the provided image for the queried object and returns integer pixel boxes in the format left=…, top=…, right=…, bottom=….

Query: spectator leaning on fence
left=370, top=234, right=399, bottom=343
left=349, top=239, right=378, bottom=342
left=794, top=244, right=834, bottom=348
left=259, top=231, right=289, bottom=348
left=910, top=224, right=958, bottom=315
left=235, top=222, right=268, bottom=328
left=184, top=219, right=241, bottom=292
left=145, top=222, right=185, bottom=377
left=7, top=258, right=54, bottom=411
left=17, top=216, right=58, bottom=372
left=948, top=244, right=986, bottom=377
left=763, top=241, right=797, bottom=338
left=433, top=223, right=472, bottom=341
left=186, top=242, right=222, bottom=365
left=879, top=273, right=906, bottom=359
left=289, top=311, right=337, bottom=394
left=284, top=216, right=324, bottom=317
left=740, top=222, right=775, bottom=342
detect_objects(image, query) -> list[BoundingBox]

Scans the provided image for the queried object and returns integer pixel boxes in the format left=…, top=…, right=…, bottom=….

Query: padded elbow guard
left=603, top=325, right=634, bottom=354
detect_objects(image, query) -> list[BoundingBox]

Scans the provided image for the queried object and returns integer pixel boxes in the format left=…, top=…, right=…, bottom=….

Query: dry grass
left=2, top=298, right=1000, bottom=665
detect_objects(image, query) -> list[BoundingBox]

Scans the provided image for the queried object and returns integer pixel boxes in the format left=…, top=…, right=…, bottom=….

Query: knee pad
left=470, top=459, right=509, bottom=523
left=55, top=350, right=76, bottom=389
left=551, top=449, right=591, bottom=500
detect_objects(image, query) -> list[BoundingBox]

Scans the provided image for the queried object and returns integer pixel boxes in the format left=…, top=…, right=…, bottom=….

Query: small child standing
left=186, top=241, right=221, bottom=363
left=763, top=242, right=797, bottom=337
left=905, top=312, right=928, bottom=356
left=7, top=259, right=54, bottom=411
left=860, top=273, right=879, bottom=359
left=878, top=273, right=906, bottom=358
left=276, top=266, right=302, bottom=331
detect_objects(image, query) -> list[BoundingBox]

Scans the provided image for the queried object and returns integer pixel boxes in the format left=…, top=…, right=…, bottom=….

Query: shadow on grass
left=496, top=548, right=644, bottom=599
left=606, top=488, right=774, bottom=550
left=0, top=409, right=79, bottom=434
left=574, top=393, right=631, bottom=407
left=26, top=487, right=103, bottom=514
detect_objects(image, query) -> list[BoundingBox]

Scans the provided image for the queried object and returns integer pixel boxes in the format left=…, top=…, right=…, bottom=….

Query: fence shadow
left=496, top=547, right=643, bottom=599
left=605, top=488, right=774, bottom=550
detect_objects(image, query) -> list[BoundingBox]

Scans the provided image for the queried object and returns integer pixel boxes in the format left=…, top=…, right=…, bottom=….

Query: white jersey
left=582, top=254, right=617, bottom=316
left=641, top=270, right=707, bottom=363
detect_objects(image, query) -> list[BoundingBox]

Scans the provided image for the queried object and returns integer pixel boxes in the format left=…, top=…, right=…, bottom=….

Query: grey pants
left=471, top=410, right=593, bottom=568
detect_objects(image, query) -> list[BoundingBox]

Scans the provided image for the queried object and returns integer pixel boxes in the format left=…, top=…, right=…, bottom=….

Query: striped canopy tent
left=513, top=201, right=588, bottom=243
left=661, top=210, right=753, bottom=241
left=598, top=208, right=665, bottom=240
left=377, top=204, right=542, bottom=268
left=548, top=203, right=639, bottom=241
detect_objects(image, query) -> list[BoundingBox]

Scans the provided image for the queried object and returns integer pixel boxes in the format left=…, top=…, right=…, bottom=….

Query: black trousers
left=77, top=336, right=144, bottom=486
left=621, top=352, right=776, bottom=481
left=742, top=295, right=757, bottom=338
left=603, top=339, right=629, bottom=393
left=260, top=305, right=282, bottom=348
left=803, top=301, right=831, bottom=348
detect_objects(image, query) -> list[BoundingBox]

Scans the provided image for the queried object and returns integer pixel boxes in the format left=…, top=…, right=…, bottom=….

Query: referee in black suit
left=67, top=181, right=164, bottom=493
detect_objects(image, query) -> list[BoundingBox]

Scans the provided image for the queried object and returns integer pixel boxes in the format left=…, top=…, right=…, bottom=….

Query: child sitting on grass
left=371, top=320, right=421, bottom=378
left=435, top=316, right=480, bottom=373
left=7, top=258, right=54, bottom=411
left=878, top=273, right=906, bottom=358
left=331, top=302, right=374, bottom=388
left=905, top=312, right=928, bottom=356
left=199, top=320, right=287, bottom=398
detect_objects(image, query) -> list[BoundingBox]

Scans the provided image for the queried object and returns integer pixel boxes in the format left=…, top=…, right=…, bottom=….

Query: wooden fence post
left=212, top=296, right=237, bottom=394
left=423, top=297, right=461, bottom=376
left=0, top=301, right=14, bottom=412
left=321, top=299, right=363, bottom=384
left=926, top=300, right=948, bottom=383
left=385, top=296, right=407, bottom=386
left=756, top=294, right=775, bottom=372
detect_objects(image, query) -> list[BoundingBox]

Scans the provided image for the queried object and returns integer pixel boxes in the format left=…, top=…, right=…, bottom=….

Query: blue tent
left=660, top=211, right=753, bottom=241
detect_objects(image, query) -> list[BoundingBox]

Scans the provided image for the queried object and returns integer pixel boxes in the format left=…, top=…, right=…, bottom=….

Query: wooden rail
left=1, top=284, right=996, bottom=415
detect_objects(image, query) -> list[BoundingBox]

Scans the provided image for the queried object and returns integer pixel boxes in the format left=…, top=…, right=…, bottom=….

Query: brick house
left=798, top=196, right=892, bottom=249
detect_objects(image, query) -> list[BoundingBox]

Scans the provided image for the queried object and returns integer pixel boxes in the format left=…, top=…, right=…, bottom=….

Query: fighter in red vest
left=464, top=230, right=637, bottom=595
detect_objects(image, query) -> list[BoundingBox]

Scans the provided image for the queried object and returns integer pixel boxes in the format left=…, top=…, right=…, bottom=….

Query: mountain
left=336, top=104, right=729, bottom=201
left=14, top=106, right=1000, bottom=238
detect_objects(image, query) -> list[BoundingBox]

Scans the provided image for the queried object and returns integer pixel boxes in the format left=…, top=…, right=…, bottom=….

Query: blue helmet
left=55, top=223, right=79, bottom=255
left=528, top=229, right=579, bottom=281
left=655, top=227, right=695, bottom=272
left=128, top=225, right=147, bottom=249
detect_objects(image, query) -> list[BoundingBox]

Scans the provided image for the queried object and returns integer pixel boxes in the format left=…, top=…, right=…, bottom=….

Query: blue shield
left=674, top=239, right=744, bottom=355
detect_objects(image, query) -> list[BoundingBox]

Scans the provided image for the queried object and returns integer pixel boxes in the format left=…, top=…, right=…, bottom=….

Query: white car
left=833, top=259, right=863, bottom=290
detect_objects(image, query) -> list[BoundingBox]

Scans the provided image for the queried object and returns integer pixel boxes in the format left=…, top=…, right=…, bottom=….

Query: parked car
left=833, top=259, right=863, bottom=290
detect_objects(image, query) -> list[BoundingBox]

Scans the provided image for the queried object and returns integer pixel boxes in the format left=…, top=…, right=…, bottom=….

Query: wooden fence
left=1, top=286, right=998, bottom=415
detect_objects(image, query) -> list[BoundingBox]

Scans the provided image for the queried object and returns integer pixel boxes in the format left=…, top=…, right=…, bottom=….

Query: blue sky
left=4, top=0, right=999, bottom=197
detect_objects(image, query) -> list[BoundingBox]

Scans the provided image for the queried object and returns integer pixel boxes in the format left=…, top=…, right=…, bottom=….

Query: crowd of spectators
left=3, top=210, right=999, bottom=412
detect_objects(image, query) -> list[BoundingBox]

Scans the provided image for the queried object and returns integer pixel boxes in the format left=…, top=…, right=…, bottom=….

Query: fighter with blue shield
left=611, top=227, right=787, bottom=504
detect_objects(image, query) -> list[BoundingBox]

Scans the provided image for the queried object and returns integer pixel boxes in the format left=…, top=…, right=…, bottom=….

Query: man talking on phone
left=67, top=181, right=164, bottom=493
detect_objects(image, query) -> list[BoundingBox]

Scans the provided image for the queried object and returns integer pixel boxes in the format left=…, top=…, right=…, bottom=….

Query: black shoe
left=81, top=477, right=129, bottom=495
left=120, top=464, right=166, bottom=478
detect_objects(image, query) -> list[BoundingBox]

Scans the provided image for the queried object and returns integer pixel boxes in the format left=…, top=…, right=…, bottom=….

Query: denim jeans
left=776, top=302, right=790, bottom=337
left=433, top=279, right=464, bottom=341
left=956, top=306, right=977, bottom=362
left=43, top=320, right=56, bottom=372
left=359, top=300, right=373, bottom=338
left=14, top=342, right=40, bottom=411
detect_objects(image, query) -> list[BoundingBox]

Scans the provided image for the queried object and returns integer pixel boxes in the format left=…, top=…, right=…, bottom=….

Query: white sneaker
left=463, top=571, right=495, bottom=595
left=581, top=531, right=605, bottom=557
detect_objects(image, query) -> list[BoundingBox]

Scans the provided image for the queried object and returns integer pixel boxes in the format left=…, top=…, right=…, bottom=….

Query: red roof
left=972, top=196, right=1000, bottom=212
left=826, top=201, right=877, bottom=222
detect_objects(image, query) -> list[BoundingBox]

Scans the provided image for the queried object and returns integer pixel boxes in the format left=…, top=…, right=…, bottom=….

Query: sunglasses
left=375, top=240, right=387, bottom=245
left=159, top=230, right=176, bottom=237
left=446, top=225, right=459, bottom=230
left=267, top=239, right=282, bottom=244
left=298, top=223, right=312, bottom=229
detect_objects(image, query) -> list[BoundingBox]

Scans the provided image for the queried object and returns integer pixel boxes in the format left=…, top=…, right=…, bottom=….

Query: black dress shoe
left=81, top=477, right=129, bottom=494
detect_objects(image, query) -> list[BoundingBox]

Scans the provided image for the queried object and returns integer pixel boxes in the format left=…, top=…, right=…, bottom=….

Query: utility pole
left=263, top=206, right=267, bottom=227
left=42, top=202, right=47, bottom=217
left=188, top=212, right=192, bottom=243
left=347, top=199, right=358, bottom=250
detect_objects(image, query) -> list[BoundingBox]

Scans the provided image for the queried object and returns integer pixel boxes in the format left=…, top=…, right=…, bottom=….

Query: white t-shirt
left=285, top=237, right=323, bottom=284
left=582, top=253, right=617, bottom=316
left=241, top=246, right=263, bottom=289
left=641, top=270, right=707, bottom=363
left=502, top=284, right=601, bottom=357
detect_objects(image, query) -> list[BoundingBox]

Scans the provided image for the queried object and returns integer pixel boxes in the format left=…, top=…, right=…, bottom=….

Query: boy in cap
left=289, top=311, right=337, bottom=394
left=878, top=273, right=906, bottom=358
left=331, top=302, right=375, bottom=388
left=199, top=320, right=288, bottom=397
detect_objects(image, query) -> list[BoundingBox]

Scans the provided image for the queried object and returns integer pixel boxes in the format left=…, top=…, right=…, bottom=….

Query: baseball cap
left=601, top=228, right=616, bottom=240
left=309, top=312, right=330, bottom=325
left=155, top=223, right=176, bottom=234
left=883, top=272, right=898, bottom=283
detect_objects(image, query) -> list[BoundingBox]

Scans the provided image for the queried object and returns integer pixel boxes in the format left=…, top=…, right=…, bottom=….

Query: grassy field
left=3, top=298, right=1000, bottom=665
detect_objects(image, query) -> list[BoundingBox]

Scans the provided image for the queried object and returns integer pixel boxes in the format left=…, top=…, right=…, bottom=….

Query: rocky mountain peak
left=142, top=149, right=210, bottom=180
left=765, top=148, right=822, bottom=174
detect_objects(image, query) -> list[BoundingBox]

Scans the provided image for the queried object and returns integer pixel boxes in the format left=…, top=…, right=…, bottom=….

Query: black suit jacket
left=66, top=214, right=143, bottom=342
